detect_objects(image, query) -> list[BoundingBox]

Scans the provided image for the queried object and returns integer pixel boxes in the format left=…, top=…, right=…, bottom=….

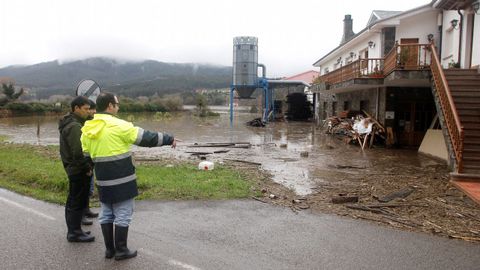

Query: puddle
left=0, top=110, right=446, bottom=195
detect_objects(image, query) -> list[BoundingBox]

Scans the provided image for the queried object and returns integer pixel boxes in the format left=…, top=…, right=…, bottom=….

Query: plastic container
left=198, top=161, right=214, bottom=170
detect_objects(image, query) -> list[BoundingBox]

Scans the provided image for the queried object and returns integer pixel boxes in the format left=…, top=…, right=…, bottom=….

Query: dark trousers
left=65, top=172, right=90, bottom=233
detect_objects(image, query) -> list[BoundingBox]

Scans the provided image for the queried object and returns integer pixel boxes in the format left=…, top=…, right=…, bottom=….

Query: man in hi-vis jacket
left=81, top=92, right=176, bottom=260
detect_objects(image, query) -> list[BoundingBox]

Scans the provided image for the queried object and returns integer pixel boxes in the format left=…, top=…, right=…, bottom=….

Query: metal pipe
left=230, top=87, right=234, bottom=127
left=258, top=64, right=266, bottom=78
left=457, top=9, right=463, bottom=67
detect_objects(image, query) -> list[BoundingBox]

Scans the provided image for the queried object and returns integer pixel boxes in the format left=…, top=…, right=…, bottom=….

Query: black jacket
left=58, top=112, right=92, bottom=176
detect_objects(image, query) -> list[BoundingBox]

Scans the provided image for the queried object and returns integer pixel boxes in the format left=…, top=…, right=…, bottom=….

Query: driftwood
left=251, top=196, right=268, bottom=203
left=189, top=142, right=251, bottom=148
left=378, top=187, right=415, bottom=203
left=224, top=159, right=261, bottom=166
left=330, top=164, right=366, bottom=169
left=186, top=149, right=230, bottom=155
left=360, top=203, right=427, bottom=208
left=186, top=151, right=212, bottom=155
left=449, top=235, right=480, bottom=242
left=332, top=196, right=359, bottom=204
left=345, top=204, right=387, bottom=214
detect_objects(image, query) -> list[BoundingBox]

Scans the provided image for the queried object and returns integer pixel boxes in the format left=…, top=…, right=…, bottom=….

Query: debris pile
left=324, top=110, right=385, bottom=148
left=246, top=118, right=266, bottom=127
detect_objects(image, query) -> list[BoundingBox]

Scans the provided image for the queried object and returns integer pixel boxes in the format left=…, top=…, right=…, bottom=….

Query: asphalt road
left=1, top=188, right=480, bottom=270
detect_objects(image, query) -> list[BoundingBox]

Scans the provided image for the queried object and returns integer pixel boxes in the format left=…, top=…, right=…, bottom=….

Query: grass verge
left=0, top=141, right=258, bottom=205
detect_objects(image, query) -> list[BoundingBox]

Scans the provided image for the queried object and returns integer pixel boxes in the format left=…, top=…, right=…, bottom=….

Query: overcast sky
left=0, top=0, right=429, bottom=77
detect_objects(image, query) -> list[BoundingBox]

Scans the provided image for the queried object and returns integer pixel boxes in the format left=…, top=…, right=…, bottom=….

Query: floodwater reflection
left=0, top=111, right=446, bottom=195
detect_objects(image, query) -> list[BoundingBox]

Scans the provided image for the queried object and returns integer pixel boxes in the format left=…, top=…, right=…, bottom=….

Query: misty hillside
left=0, top=58, right=232, bottom=98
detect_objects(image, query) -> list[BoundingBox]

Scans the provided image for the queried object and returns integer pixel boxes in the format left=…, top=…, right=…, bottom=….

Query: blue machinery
left=229, top=36, right=309, bottom=126
left=229, top=77, right=272, bottom=125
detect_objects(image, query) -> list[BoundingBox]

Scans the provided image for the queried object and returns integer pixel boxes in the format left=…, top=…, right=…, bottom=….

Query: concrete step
left=443, top=69, right=479, bottom=76
left=457, top=109, right=480, bottom=116
left=452, top=97, right=480, bottom=103
left=445, top=75, right=480, bottom=80
left=447, top=79, right=480, bottom=86
left=462, top=122, right=480, bottom=129
left=459, top=115, right=480, bottom=122
left=449, top=85, right=480, bottom=91
left=461, top=164, right=480, bottom=175
left=456, top=104, right=480, bottom=110
left=450, top=91, right=480, bottom=98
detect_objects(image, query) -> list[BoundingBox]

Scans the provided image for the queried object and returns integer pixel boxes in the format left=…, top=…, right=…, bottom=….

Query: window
left=343, top=101, right=350, bottom=110
left=332, top=102, right=337, bottom=116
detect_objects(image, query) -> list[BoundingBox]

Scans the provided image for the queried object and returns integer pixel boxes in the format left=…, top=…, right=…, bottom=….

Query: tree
left=0, top=83, right=24, bottom=106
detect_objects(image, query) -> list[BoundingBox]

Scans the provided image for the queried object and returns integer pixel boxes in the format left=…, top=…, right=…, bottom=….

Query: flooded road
left=0, top=111, right=446, bottom=195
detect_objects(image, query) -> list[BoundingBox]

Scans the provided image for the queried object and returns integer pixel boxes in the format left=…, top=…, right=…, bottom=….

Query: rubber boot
left=101, top=223, right=115, bottom=259
left=114, top=225, right=137, bottom=260
left=85, top=197, right=98, bottom=218
left=67, top=210, right=95, bottom=242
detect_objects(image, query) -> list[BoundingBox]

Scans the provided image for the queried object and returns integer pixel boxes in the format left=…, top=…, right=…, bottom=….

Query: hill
left=0, top=58, right=232, bottom=98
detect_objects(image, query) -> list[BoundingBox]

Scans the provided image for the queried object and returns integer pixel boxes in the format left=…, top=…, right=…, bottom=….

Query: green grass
left=0, top=142, right=257, bottom=204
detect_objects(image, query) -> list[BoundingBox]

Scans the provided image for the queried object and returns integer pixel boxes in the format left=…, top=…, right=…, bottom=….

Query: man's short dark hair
left=96, top=92, right=116, bottom=112
left=71, top=96, right=91, bottom=112
left=88, top=99, right=96, bottom=109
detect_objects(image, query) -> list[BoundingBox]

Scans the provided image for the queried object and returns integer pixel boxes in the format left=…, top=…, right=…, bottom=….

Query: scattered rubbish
left=261, top=188, right=268, bottom=193
left=378, top=187, right=415, bottom=203
left=300, top=151, right=309, bottom=158
left=280, top=143, right=288, bottom=148
left=198, top=161, right=214, bottom=170
left=165, top=164, right=174, bottom=168
left=269, top=194, right=277, bottom=199
left=331, top=196, right=359, bottom=204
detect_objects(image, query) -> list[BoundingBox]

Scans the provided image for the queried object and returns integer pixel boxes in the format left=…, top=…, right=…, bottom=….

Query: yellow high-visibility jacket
left=81, top=113, right=174, bottom=203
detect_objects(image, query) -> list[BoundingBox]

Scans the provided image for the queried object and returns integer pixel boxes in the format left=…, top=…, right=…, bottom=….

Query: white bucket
left=198, top=161, right=214, bottom=170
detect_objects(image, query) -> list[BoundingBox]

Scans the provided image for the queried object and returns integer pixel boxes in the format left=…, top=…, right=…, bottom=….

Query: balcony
left=315, top=43, right=433, bottom=93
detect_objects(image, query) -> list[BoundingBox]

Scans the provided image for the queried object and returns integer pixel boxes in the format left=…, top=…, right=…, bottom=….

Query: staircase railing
left=430, top=43, right=465, bottom=172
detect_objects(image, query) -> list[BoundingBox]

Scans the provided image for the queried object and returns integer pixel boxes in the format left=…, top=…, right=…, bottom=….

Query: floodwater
left=0, top=109, right=446, bottom=195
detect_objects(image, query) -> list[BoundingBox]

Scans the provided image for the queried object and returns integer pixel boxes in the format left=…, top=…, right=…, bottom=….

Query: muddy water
left=0, top=111, right=446, bottom=195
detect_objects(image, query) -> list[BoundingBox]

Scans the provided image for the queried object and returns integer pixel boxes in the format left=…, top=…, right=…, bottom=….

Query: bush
left=4, top=102, right=34, bottom=112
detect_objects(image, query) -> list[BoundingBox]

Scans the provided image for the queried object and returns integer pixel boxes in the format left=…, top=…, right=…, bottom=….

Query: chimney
left=340, top=15, right=355, bottom=44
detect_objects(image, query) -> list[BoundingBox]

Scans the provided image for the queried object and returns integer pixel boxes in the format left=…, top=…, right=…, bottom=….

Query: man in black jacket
left=59, top=96, right=95, bottom=242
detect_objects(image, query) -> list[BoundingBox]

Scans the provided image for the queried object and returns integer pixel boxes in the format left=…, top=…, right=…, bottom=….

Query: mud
left=1, top=111, right=479, bottom=241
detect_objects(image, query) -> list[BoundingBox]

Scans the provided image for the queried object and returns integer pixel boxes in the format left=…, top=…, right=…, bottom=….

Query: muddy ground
left=222, top=158, right=480, bottom=243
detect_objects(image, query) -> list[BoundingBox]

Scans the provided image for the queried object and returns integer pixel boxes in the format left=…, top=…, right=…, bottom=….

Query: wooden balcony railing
left=318, top=43, right=432, bottom=85
left=430, top=44, right=464, bottom=172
